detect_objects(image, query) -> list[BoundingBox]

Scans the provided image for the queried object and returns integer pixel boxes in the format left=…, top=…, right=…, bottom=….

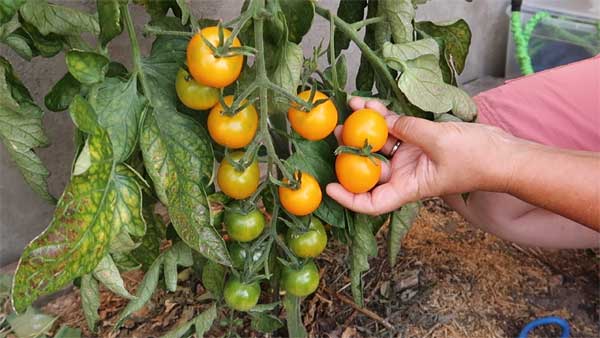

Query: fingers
left=384, top=115, right=440, bottom=151
left=333, top=125, right=343, bottom=145
left=348, top=96, right=366, bottom=111
left=326, top=182, right=404, bottom=215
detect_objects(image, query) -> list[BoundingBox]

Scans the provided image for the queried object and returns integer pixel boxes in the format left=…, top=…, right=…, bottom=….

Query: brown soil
left=3, top=199, right=598, bottom=337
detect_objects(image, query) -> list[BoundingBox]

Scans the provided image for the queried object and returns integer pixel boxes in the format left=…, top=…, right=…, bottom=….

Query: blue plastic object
left=518, top=316, right=570, bottom=338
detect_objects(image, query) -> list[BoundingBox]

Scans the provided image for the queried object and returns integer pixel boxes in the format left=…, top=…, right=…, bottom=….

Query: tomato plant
left=0, top=0, right=475, bottom=336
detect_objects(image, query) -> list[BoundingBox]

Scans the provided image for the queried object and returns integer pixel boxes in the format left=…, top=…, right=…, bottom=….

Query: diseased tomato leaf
left=11, top=117, right=116, bottom=312
left=19, top=0, right=99, bottom=36
left=416, top=19, right=472, bottom=76
left=66, top=50, right=109, bottom=85
left=0, top=57, right=53, bottom=202
left=139, top=35, right=230, bottom=266
left=89, top=76, right=146, bottom=162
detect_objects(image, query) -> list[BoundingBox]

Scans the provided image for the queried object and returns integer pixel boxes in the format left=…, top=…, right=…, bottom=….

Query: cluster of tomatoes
left=177, top=26, right=388, bottom=311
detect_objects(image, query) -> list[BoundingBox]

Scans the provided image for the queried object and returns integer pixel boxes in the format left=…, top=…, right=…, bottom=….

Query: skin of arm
left=326, top=98, right=600, bottom=232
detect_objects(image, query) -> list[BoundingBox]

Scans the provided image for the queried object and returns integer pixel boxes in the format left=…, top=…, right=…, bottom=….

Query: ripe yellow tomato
left=217, top=151, right=260, bottom=200
left=342, top=108, right=388, bottom=152
left=288, top=90, right=338, bottom=141
left=187, top=26, right=243, bottom=88
left=278, top=172, right=322, bottom=216
left=335, top=153, right=381, bottom=193
left=175, top=68, right=219, bottom=110
left=208, top=95, right=258, bottom=149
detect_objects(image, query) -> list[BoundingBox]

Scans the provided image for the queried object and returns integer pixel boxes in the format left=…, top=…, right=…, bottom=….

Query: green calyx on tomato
left=175, top=68, right=219, bottom=110
left=281, top=260, right=320, bottom=297
left=223, top=276, right=261, bottom=311
left=217, top=151, right=260, bottom=200
left=208, top=95, right=259, bottom=149
left=286, top=217, right=327, bottom=258
left=186, top=26, right=244, bottom=88
left=229, top=241, right=264, bottom=269
left=224, top=203, right=266, bottom=243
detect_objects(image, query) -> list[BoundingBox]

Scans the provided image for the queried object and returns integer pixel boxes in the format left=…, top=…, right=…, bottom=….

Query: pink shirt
left=475, top=55, right=600, bottom=152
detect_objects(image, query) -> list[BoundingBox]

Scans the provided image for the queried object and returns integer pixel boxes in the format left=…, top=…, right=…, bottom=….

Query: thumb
left=385, top=115, right=440, bottom=150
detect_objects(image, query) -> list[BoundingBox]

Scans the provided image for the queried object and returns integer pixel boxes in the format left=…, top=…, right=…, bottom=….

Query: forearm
left=496, top=142, right=600, bottom=231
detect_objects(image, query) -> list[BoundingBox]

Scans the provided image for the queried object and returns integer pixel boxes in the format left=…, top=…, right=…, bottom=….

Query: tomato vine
left=0, top=0, right=476, bottom=336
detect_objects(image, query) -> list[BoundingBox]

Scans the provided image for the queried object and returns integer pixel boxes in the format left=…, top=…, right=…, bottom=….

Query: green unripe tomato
left=224, top=205, right=265, bottom=242
left=175, top=68, right=219, bottom=110
left=223, top=277, right=261, bottom=311
left=228, top=242, right=264, bottom=269
left=286, top=217, right=328, bottom=258
left=281, top=260, right=320, bottom=297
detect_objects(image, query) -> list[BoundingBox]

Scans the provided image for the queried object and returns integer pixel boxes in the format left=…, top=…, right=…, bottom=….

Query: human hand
left=326, top=97, right=522, bottom=215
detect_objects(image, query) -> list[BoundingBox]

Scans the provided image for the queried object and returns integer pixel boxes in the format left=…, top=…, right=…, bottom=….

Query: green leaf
left=97, top=0, right=122, bottom=47
left=397, top=54, right=452, bottom=113
left=163, top=242, right=193, bottom=292
left=93, top=254, right=135, bottom=299
left=251, top=313, right=284, bottom=334
left=109, top=228, right=139, bottom=254
left=160, top=303, right=217, bottom=338
left=434, top=113, right=462, bottom=122
left=334, top=0, right=366, bottom=56
left=80, top=274, right=100, bottom=332
left=111, top=252, right=142, bottom=271
left=382, top=39, right=439, bottom=67
left=54, top=325, right=82, bottom=338
left=279, top=0, right=314, bottom=44
left=19, top=0, right=99, bottom=36
left=3, top=32, right=33, bottom=60
left=194, top=303, right=217, bottom=337
left=140, top=35, right=187, bottom=103
left=175, top=0, right=189, bottom=26
left=91, top=76, right=145, bottom=162
left=134, top=0, right=180, bottom=22
left=270, top=41, right=303, bottom=112
left=7, top=307, right=57, bottom=338
left=44, top=73, right=81, bottom=112
left=449, top=86, right=477, bottom=121
left=140, top=34, right=229, bottom=266
left=388, top=202, right=419, bottom=267
left=288, top=138, right=344, bottom=228
left=201, top=260, right=225, bottom=298
left=416, top=19, right=472, bottom=75
left=11, top=127, right=116, bottom=312
left=66, top=50, right=109, bottom=85
left=283, top=295, right=307, bottom=338
left=18, top=21, right=62, bottom=57
left=356, top=0, right=377, bottom=92
left=0, top=0, right=25, bottom=25
left=112, top=165, right=146, bottom=237
left=323, top=54, right=348, bottom=90
left=116, top=254, right=163, bottom=327
left=0, top=58, right=53, bottom=202
left=69, top=95, right=100, bottom=134
left=131, top=204, right=163, bottom=270
left=350, top=214, right=378, bottom=306
left=377, top=0, right=414, bottom=44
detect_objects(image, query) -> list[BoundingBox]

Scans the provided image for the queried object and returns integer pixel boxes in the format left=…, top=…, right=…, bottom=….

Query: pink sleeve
left=474, top=55, right=600, bottom=152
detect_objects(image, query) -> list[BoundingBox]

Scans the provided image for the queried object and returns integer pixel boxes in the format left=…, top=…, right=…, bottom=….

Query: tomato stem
left=122, top=5, right=152, bottom=103
left=315, top=6, right=413, bottom=116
